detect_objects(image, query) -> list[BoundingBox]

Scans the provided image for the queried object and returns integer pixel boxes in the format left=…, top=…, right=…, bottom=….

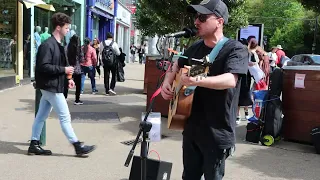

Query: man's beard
left=200, top=27, right=218, bottom=39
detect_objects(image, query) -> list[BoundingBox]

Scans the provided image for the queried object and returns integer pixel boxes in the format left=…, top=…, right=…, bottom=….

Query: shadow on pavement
left=0, top=141, right=82, bottom=158
left=235, top=124, right=316, bottom=153
left=69, top=84, right=143, bottom=96
left=123, top=78, right=144, bottom=82
left=230, top=124, right=320, bottom=180
left=16, top=93, right=183, bottom=142
left=113, top=116, right=183, bottom=142
left=17, top=95, right=146, bottom=121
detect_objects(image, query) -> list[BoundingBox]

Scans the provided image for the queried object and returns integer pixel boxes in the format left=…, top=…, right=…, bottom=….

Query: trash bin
left=282, top=65, right=320, bottom=144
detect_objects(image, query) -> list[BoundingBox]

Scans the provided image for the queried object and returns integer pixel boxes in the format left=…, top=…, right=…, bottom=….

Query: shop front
left=115, top=2, right=131, bottom=63
left=0, top=0, right=25, bottom=90
left=86, top=0, right=116, bottom=41
left=29, top=0, right=85, bottom=78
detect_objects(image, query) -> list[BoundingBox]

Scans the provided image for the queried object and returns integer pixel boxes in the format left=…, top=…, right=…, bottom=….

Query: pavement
left=0, top=63, right=319, bottom=180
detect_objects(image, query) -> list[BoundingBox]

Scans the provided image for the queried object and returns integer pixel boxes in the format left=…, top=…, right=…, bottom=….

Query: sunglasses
left=195, top=14, right=210, bottom=23
left=195, top=14, right=221, bottom=23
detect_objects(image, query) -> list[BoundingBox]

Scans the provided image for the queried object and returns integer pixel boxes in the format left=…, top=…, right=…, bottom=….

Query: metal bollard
left=33, top=82, right=46, bottom=146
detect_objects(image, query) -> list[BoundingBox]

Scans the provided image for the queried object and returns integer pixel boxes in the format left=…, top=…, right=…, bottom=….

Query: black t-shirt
left=178, top=39, right=249, bottom=149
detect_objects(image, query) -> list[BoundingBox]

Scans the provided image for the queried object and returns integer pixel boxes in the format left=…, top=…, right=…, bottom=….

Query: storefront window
left=34, top=0, right=82, bottom=47
left=0, top=0, right=17, bottom=78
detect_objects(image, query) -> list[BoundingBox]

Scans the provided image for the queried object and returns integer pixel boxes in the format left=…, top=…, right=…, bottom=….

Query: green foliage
left=135, top=0, right=249, bottom=38
left=299, top=0, right=320, bottom=12
left=135, top=0, right=319, bottom=56
left=248, top=0, right=311, bottom=56
left=135, top=0, right=193, bottom=37
left=223, top=0, right=249, bottom=38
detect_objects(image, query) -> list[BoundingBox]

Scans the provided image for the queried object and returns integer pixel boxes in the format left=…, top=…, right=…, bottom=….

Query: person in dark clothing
left=28, top=12, right=96, bottom=156
left=138, top=45, right=145, bottom=64
left=117, top=47, right=126, bottom=82
left=118, top=47, right=126, bottom=66
left=160, top=0, right=249, bottom=179
left=99, top=32, right=120, bottom=95
left=65, top=34, right=84, bottom=105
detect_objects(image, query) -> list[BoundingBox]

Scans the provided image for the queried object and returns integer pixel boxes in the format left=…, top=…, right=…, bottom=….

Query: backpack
left=268, top=68, right=283, bottom=97
left=102, top=40, right=116, bottom=67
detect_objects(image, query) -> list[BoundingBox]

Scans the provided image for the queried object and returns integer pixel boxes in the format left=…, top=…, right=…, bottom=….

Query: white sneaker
left=236, top=116, right=241, bottom=125
left=108, top=89, right=116, bottom=95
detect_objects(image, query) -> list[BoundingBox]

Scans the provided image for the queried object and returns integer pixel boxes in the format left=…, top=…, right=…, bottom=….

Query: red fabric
left=276, top=50, right=285, bottom=65
left=81, top=45, right=97, bottom=67
left=255, top=79, right=267, bottom=90
left=254, top=103, right=261, bottom=119
left=149, top=62, right=172, bottom=103
left=150, top=87, right=162, bottom=103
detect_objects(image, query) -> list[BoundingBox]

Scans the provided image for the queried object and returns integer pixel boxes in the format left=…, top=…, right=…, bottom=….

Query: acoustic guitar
left=167, top=64, right=209, bottom=130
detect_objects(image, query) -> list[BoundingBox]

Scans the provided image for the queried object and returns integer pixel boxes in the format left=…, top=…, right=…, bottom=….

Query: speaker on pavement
left=129, top=155, right=173, bottom=180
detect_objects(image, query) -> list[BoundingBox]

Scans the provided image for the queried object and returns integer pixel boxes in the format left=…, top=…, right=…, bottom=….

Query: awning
left=19, top=0, right=56, bottom=11
left=34, top=4, right=56, bottom=11
left=90, top=8, right=114, bottom=20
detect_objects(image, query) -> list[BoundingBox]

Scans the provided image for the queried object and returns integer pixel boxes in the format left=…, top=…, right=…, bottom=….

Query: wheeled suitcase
left=260, top=68, right=284, bottom=146
left=261, top=95, right=283, bottom=138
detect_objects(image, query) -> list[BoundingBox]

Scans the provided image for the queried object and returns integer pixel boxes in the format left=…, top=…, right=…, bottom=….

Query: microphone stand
left=124, top=36, right=179, bottom=180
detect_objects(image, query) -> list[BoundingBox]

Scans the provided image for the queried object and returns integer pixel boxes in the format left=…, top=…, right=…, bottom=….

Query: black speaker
left=129, top=156, right=173, bottom=180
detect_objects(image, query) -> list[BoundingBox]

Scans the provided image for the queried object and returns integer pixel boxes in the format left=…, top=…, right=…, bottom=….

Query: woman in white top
left=237, top=38, right=259, bottom=124
left=268, top=48, right=278, bottom=72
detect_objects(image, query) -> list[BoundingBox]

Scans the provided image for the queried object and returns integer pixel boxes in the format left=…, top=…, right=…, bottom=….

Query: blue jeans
left=31, top=89, right=78, bottom=143
left=81, top=66, right=96, bottom=92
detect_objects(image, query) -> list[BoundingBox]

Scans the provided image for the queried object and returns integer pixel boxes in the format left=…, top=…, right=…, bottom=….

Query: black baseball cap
left=187, top=0, right=229, bottom=24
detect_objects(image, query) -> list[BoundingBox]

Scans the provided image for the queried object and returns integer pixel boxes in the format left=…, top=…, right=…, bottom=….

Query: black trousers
left=95, top=65, right=101, bottom=76
left=103, top=65, right=117, bottom=93
left=182, top=135, right=231, bottom=180
left=64, top=74, right=82, bottom=102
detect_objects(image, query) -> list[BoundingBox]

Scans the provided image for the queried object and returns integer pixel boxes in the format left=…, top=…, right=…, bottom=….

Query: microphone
left=167, top=27, right=197, bottom=38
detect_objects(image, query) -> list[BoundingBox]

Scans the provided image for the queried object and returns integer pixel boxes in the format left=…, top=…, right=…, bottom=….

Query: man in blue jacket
left=28, top=12, right=96, bottom=156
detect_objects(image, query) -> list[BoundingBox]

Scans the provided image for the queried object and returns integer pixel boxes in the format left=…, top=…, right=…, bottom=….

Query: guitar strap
left=184, top=36, right=229, bottom=96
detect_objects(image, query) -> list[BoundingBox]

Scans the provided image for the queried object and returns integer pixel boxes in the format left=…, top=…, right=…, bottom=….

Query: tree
left=247, top=0, right=310, bottom=56
left=299, top=0, right=320, bottom=12
left=135, top=0, right=249, bottom=38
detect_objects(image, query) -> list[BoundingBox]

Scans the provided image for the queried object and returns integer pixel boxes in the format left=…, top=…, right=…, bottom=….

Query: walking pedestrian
left=28, top=12, right=96, bottom=156
left=65, top=34, right=84, bottom=105
left=99, top=32, right=120, bottom=95
left=80, top=37, right=98, bottom=94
